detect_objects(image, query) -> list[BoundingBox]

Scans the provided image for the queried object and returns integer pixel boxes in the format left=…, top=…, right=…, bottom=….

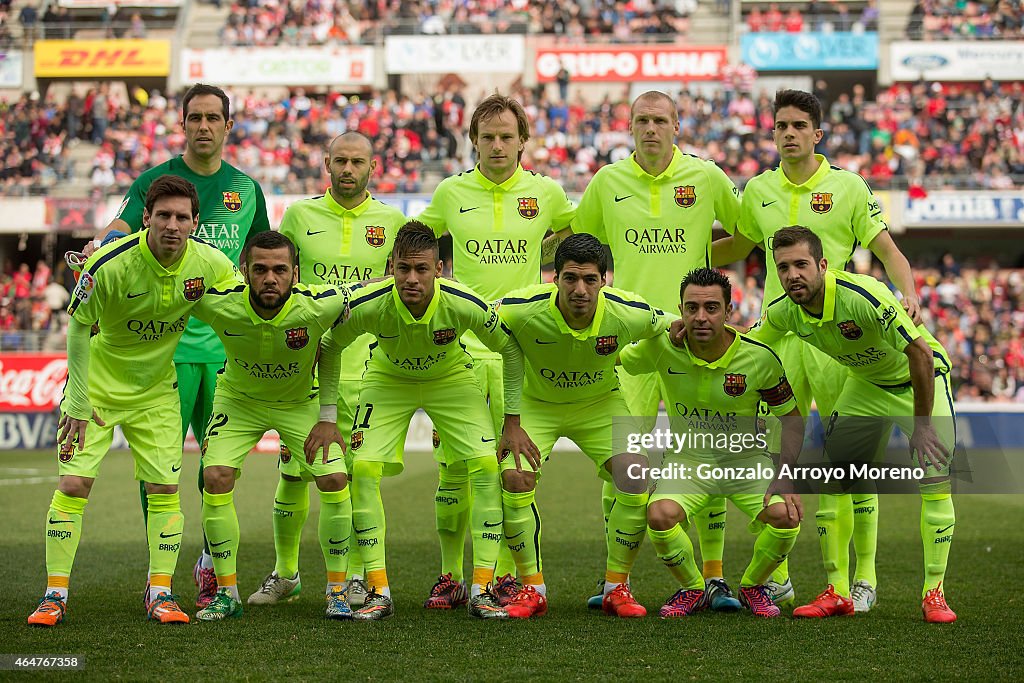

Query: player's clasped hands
left=56, top=411, right=106, bottom=452
left=908, top=420, right=950, bottom=472
left=303, top=421, right=347, bottom=465
left=499, top=418, right=542, bottom=473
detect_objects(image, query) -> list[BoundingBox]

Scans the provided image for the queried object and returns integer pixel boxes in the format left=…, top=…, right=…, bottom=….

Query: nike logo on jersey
left=483, top=521, right=502, bottom=528
left=210, top=539, right=231, bottom=547
left=709, top=510, right=727, bottom=518
left=853, top=498, right=873, bottom=505
left=614, top=195, right=632, bottom=202
left=667, top=368, right=687, bottom=375
left=481, top=437, right=496, bottom=443
left=48, top=518, right=73, bottom=525
left=761, top=200, right=777, bottom=207
left=354, top=525, right=378, bottom=534
left=437, top=487, right=461, bottom=493
left=936, top=524, right=954, bottom=534
left=274, top=499, right=295, bottom=506
left=306, top=229, right=326, bottom=236
left=329, top=536, right=350, bottom=545
left=505, top=531, right=525, bottom=539
left=159, top=531, right=182, bottom=539
left=325, top=457, right=342, bottom=464
left=459, top=207, right=479, bottom=213
left=615, top=528, right=645, bottom=536
left=171, top=464, right=181, bottom=472
left=535, top=339, right=556, bottom=345
left=127, top=291, right=148, bottom=299
left=224, top=331, right=243, bottom=337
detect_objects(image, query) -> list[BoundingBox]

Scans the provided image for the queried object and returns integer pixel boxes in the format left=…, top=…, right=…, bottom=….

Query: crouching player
left=30, top=175, right=237, bottom=626
left=622, top=268, right=803, bottom=618
left=331, top=222, right=534, bottom=621
left=188, top=231, right=355, bottom=621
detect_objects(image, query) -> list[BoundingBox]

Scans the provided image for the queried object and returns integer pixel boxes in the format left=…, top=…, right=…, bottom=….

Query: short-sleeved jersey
left=66, top=231, right=238, bottom=410
left=575, top=147, right=740, bottom=313
left=191, top=283, right=348, bottom=404
left=417, top=165, right=576, bottom=359
left=115, top=156, right=271, bottom=364
left=621, top=327, right=797, bottom=455
left=499, top=284, right=668, bottom=403
left=280, top=191, right=406, bottom=379
left=752, top=271, right=951, bottom=387
left=738, top=155, right=887, bottom=308
left=333, top=277, right=511, bottom=380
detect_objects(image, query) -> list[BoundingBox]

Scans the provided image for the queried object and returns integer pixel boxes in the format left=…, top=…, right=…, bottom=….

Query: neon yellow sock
left=647, top=525, right=704, bottom=590
left=146, top=492, right=184, bottom=578
left=273, top=477, right=309, bottom=578
left=318, top=487, right=352, bottom=577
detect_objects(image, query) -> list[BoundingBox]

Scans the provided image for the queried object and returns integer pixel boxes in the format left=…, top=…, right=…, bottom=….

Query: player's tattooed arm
left=710, top=232, right=757, bottom=267
left=500, top=414, right=542, bottom=472
left=58, top=319, right=106, bottom=450
left=541, top=227, right=573, bottom=266
left=304, top=421, right=346, bottom=465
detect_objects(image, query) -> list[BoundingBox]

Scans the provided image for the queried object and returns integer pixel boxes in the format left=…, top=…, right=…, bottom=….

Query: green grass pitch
left=2, top=448, right=1022, bottom=681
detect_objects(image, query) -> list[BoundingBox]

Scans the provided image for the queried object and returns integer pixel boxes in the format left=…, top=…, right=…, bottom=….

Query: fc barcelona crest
left=222, top=191, right=242, bottom=212
left=58, top=442, right=75, bottom=463
left=432, top=429, right=441, bottom=449
left=517, top=197, right=539, bottom=219
left=811, top=192, right=833, bottom=214
left=286, top=327, right=309, bottom=350
left=279, top=444, right=292, bottom=464
left=724, top=373, right=747, bottom=397
left=837, top=320, right=863, bottom=340
left=595, top=335, right=619, bottom=356
left=201, top=438, right=209, bottom=456
left=674, top=185, right=696, bottom=208
left=433, top=328, right=457, bottom=345
left=351, top=431, right=364, bottom=450
left=365, top=226, right=386, bottom=247
left=183, top=277, right=205, bottom=302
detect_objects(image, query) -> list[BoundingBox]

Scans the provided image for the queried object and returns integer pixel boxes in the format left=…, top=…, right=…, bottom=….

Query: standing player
left=247, top=131, right=405, bottom=610
left=97, top=83, right=271, bottom=608
left=496, top=234, right=669, bottom=619
left=574, top=90, right=743, bottom=610
left=333, top=223, right=533, bottom=621
left=416, top=94, right=576, bottom=607
left=28, top=176, right=237, bottom=626
left=621, top=268, right=802, bottom=618
left=752, top=227, right=956, bottom=623
left=713, top=89, right=921, bottom=611
left=187, top=231, right=354, bottom=621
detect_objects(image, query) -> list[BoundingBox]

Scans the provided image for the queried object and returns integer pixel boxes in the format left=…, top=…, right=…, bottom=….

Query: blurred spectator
left=908, top=0, right=1024, bottom=39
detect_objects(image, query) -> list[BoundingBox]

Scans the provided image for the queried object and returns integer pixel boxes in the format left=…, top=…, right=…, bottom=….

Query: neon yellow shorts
left=501, top=391, right=639, bottom=482
left=433, top=356, right=504, bottom=463
left=616, top=366, right=666, bottom=433
left=57, top=399, right=183, bottom=485
left=349, top=367, right=496, bottom=476
left=203, top=392, right=346, bottom=479
left=279, top=378, right=361, bottom=479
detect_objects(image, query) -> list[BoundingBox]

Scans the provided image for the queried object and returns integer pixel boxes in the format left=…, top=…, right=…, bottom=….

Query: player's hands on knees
left=765, top=477, right=803, bottom=523
left=903, top=295, right=923, bottom=326
left=304, top=421, right=346, bottom=465
left=499, top=417, right=541, bottom=473
left=57, top=411, right=105, bottom=451
left=909, top=420, right=950, bottom=471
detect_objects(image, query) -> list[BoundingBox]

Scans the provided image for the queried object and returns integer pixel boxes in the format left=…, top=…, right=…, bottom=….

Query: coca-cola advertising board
left=0, top=354, right=67, bottom=412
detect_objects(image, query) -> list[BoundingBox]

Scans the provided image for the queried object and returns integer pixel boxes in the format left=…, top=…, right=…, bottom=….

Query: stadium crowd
left=2, top=80, right=1022, bottom=198
left=217, top=0, right=694, bottom=46
left=5, top=251, right=1021, bottom=402
left=906, top=0, right=1024, bottom=39
left=745, top=0, right=879, bottom=33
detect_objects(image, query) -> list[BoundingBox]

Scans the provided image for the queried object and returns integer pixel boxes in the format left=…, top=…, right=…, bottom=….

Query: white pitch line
left=0, top=476, right=58, bottom=486
left=0, top=468, right=47, bottom=475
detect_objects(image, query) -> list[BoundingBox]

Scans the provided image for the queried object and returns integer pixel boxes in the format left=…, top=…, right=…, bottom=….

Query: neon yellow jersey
left=116, top=155, right=270, bottom=364
left=191, top=283, right=348, bottom=404
left=67, top=231, right=237, bottom=409
left=621, top=327, right=797, bottom=453
left=575, top=147, right=740, bottom=313
left=280, top=191, right=406, bottom=379
left=738, top=155, right=887, bottom=308
left=752, top=271, right=951, bottom=387
left=499, top=283, right=668, bottom=403
left=417, top=165, right=576, bottom=359
left=333, top=277, right=512, bottom=380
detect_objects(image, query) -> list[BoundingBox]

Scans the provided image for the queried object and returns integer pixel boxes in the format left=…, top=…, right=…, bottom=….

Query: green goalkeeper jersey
left=575, top=147, right=740, bottom=313
left=66, top=231, right=237, bottom=411
left=738, top=155, right=888, bottom=309
left=191, top=282, right=349, bottom=405
left=752, top=271, right=951, bottom=387
left=499, top=283, right=668, bottom=404
left=115, top=155, right=271, bottom=364
left=280, top=191, right=406, bottom=380
left=417, top=164, right=576, bottom=359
